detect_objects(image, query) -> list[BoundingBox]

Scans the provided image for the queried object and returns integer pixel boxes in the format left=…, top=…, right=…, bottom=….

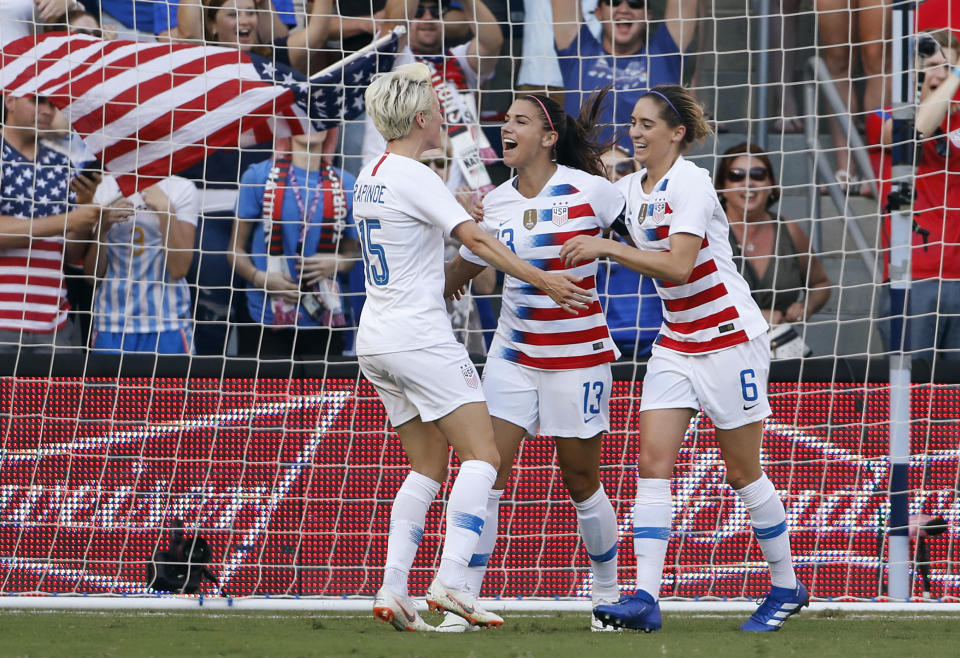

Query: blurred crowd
left=0, top=0, right=958, bottom=363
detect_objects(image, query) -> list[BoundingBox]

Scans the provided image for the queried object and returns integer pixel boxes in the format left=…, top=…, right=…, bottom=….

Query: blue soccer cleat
left=740, top=582, right=810, bottom=632
left=592, top=589, right=662, bottom=632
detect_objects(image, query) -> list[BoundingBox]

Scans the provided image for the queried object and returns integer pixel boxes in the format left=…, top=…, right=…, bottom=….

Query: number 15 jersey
left=353, top=152, right=473, bottom=356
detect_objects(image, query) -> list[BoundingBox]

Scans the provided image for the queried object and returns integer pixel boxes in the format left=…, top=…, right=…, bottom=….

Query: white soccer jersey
left=461, top=165, right=623, bottom=369
left=353, top=152, right=473, bottom=356
left=91, top=176, right=199, bottom=334
left=618, top=156, right=768, bottom=354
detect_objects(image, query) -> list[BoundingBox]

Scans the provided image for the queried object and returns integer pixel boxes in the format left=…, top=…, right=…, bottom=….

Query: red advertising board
left=0, top=378, right=956, bottom=600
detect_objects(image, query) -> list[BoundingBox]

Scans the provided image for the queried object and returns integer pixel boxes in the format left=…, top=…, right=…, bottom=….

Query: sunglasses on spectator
left=727, top=167, right=770, bottom=183
left=421, top=158, right=447, bottom=168
left=602, top=0, right=646, bottom=9
left=414, top=3, right=444, bottom=18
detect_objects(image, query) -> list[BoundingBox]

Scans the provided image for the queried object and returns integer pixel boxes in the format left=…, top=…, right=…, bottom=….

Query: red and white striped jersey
left=461, top=165, right=624, bottom=370
left=618, top=156, right=768, bottom=354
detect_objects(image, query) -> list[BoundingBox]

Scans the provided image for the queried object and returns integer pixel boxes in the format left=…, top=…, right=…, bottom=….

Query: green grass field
left=0, top=609, right=957, bottom=658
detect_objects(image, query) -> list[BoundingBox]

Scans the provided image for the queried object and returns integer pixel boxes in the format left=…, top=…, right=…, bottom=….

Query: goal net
left=0, top=1, right=956, bottom=604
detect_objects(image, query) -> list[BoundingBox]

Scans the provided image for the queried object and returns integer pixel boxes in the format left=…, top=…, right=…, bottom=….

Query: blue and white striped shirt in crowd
left=91, top=176, right=200, bottom=334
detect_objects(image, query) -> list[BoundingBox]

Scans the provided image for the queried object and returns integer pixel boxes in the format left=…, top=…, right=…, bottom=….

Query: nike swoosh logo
left=584, top=415, right=599, bottom=423
left=448, top=592, right=475, bottom=615
left=397, top=599, right=416, bottom=623
left=742, top=403, right=760, bottom=411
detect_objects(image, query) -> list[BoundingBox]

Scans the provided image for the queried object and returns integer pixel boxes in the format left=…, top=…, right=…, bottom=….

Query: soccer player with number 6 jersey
left=443, top=90, right=626, bottom=632
left=561, top=85, right=809, bottom=633
left=354, top=63, right=591, bottom=632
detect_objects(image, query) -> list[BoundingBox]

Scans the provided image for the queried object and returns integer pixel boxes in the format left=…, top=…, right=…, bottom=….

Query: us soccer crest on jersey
left=653, top=198, right=668, bottom=223
left=552, top=201, right=570, bottom=227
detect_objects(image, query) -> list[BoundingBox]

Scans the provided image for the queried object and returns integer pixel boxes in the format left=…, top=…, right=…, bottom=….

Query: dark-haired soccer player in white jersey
left=444, top=91, right=625, bottom=632
left=355, top=62, right=591, bottom=632
left=561, top=85, right=809, bottom=633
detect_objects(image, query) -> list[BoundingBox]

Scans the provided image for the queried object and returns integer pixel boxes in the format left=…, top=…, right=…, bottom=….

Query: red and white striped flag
left=0, top=32, right=310, bottom=195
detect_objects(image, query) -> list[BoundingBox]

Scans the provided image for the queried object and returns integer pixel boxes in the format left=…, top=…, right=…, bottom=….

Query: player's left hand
left=560, top=235, right=609, bottom=266
left=539, top=272, right=592, bottom=314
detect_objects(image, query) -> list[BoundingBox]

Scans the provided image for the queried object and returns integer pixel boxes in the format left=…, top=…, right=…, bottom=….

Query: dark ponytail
left=523, top=88, right=612, bottom=178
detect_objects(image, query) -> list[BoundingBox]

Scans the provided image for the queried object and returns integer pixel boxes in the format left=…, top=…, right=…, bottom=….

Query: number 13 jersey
left=461, top=165, right=624, bottom=369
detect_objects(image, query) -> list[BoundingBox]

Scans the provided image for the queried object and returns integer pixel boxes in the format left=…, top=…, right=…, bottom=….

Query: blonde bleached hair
left=364, top=62, right=435, bottom=142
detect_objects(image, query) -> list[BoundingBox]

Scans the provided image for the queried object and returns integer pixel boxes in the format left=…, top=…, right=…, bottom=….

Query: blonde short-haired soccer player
left=355, top=63, right=590, bottom=631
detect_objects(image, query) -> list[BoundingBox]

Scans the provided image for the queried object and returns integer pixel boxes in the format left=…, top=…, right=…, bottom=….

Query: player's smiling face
left=420, top=90, right=445, bottom=150
left=212, top=0, right=259, bottom=50
left=501, top=99, right=557, bottom=170
left=629, top=96, right=683, bottom=169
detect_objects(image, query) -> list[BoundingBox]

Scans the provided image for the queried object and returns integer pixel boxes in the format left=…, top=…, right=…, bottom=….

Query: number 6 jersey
left=617, top=156, right=768, bottom=354
left=353, top=152, right=473, bottom=356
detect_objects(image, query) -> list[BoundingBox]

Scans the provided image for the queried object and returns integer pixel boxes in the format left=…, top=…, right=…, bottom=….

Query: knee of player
left=635, top=452, right=674, bottom=480
left=560, top=468, right=599, bottom=501
left=724, top=467, right=760, bottom=491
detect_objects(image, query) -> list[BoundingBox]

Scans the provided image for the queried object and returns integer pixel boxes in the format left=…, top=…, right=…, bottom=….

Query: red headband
left=526, top=95, right=556, bottom=133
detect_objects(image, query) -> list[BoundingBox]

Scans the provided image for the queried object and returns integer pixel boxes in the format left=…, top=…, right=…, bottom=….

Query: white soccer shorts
left=359, top=341, right=486, bottom=426
left=640, top=334, right=772, bottom=430
left=481, top=356, right=611, bottom=439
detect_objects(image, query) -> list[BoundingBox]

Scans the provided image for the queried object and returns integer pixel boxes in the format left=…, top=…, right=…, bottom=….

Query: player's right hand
left=539, top=271, right=592, bottom=314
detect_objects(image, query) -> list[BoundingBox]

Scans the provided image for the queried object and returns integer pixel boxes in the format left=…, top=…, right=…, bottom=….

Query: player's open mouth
left=502, top=138, right=518, bottom=151
left=238, top=29, right=253, bottom=40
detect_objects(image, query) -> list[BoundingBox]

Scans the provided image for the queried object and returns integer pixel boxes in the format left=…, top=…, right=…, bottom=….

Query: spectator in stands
left=909, top=33, right=960, bottom=362
left=515, top=0, right=597, bottom=100
left=867, top=31, right=960, bottom=363
left=42, top=5, right=117, bottom=37
left=866, top=29, right=957, bottom=296
left=175, top=1, right=332, bottom=354
left=0, top=93, right=132, bottom=354
left=816, top=0, right=889, bottom=192
left=715, top=143, right=831, bottom=357
left=363, top=0, right=503, bottom=192
left=551, top=0, right=698, bottom=150
left=177, top=0, right=331, bottom=74
left=595, top=145, right=662, bottom=358
left=229, top=127, right=358, bottom=360
left=64, top=0, right=182, bottom=40
left=84, top=176, right=198, bottom=354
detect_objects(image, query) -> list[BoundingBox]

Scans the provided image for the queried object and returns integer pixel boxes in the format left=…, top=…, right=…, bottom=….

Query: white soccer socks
left=632, top=478, right=672, bottom=600
left=572, top=485, right=620, bottom=601
left=437, top=460, right=498, bottom=591
left=735, top=473, right=797, bottom=589
left=383, top=470, right=441, bottom=597
left=464, top=488, right=503, bottom=596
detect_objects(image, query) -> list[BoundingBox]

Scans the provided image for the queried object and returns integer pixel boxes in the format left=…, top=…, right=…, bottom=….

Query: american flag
left=0, top=31, right=398, bottom=195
